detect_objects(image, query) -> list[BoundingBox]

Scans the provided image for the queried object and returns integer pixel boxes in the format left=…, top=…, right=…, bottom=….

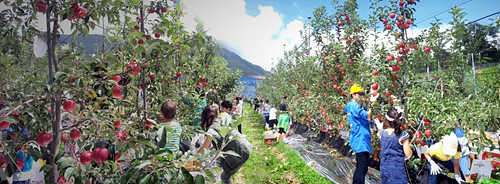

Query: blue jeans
left=427, top=159, right=455, bottom=184
left=458, top=155, right=470, bottom=175
left=353, top=152, right=369, bottom=184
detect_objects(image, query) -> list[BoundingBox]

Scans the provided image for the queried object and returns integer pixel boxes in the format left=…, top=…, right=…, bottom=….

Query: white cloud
left=180, top=0, right=304, bottom=71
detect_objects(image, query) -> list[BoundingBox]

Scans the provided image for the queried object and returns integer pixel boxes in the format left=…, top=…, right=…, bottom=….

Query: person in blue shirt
left=345, top=84, right=372, bottom=184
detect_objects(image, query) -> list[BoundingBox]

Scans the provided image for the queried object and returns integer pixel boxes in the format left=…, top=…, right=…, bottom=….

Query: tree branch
left=0, top=95, right=51, bottom=117
left=61, top=118, right=94, bottom=131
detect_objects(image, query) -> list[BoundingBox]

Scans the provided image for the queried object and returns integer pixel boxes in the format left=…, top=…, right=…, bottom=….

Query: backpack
left=211, top=127, right=253, bottom=170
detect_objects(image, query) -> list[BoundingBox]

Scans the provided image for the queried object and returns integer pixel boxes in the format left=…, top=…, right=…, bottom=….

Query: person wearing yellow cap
left=424, top=132, right=464, bottom=184
left=345, top=84, right=373, bottom=184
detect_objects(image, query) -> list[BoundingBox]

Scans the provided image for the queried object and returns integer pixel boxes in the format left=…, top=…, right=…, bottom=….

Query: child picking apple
left=374, top=106, right=413, bottom=184
left=424, top=132, right=463, bottom=184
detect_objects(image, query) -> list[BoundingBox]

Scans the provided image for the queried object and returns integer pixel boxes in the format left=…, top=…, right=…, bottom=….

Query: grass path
left=232, top=105, right=332, bottom=184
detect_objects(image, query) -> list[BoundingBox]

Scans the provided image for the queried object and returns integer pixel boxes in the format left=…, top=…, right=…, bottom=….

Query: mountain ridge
left=58, top=34, right=266, bottom=77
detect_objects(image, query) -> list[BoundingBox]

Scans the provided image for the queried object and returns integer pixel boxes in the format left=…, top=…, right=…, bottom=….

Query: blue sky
left=245, top=0, right=499, bottom=29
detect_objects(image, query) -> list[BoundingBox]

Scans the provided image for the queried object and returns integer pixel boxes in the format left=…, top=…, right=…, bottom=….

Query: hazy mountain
left=58, top=34, right=266, bottom=76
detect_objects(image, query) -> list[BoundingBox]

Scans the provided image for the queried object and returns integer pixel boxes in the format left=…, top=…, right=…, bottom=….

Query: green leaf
left=194, top=175, right=205, bottom=184
left=134, top=160, right=153, bottom=171
left=221, top=150, right=241, bottom=157
left=158, top=126, right=167, bottom=148
left=54, top=71, right=67, bottom=80
left=138, top=173, right=151, bottom=184
left=232, top=116, right=247, bottom=129
left=64, top=167, right=76, bottom=181
left=0, top=117, right=17, bottom=123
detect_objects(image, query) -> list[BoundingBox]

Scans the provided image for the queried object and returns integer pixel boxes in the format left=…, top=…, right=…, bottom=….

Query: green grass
left=238, top=105, right=332, bottom=184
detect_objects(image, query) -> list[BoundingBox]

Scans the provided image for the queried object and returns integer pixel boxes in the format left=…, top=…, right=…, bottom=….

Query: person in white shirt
left=220, top=100, right=233, bottom=126
left=269, top=106, right=277, bottom=130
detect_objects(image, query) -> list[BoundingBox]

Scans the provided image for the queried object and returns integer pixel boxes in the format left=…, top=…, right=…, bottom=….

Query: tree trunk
left=49, top=93, right=62, bottom=182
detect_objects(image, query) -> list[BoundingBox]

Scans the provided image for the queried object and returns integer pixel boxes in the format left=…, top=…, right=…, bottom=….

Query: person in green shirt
left=157, top=101, right=182, bottom=153
left=277, top=103, right=290, bottom=143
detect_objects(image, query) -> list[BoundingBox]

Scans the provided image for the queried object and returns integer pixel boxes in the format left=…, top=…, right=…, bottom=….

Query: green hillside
left=58, top=34, right=267, bottom=76
left=217, top=47, right=267, bottom=76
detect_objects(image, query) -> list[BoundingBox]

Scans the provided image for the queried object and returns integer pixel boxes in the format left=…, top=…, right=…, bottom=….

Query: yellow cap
left=350, top=84, right=364, bottom=94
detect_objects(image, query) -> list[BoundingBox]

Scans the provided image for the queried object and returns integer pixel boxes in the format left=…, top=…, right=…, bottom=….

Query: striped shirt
left=157, top=121, right=182, bottom=153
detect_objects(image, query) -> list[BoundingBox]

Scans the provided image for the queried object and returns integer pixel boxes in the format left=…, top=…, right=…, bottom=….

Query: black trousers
left=353, top=151, right=369, bottom=184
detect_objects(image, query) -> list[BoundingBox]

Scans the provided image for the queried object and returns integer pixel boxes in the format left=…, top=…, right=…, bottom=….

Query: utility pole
left=308, top=16, right=311, bottom=54
left=472, top=53, right=477, bottom=95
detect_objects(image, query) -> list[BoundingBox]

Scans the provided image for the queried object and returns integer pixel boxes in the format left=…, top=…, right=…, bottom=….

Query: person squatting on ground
left=198, top=106, right=252, bottom=184
left=345, top=84, right=373, bottom=184
left=276, top=104, right=290, bottom=143
left=374, top=106, right=413, bottom=184
left=424, top=132, right=463, bottom=184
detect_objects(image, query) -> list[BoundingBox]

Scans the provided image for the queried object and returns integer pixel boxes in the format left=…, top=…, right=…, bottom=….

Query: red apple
left=164, top=78, right=169, bottom=83
left=371, top=83, right=379, bottom=90
left=341, top=70, right=346, bottom=76
left=390, top=13, right=396, bottom=19
left=386, top=54, right=394, bottom=61
left=338, top=21, right=343, bottom=26
left=337, top=64, right=342, bottom=69
left=398, top=17, right=403, bottom=22
left=109, top=75, right=121, bottom=83
left=138, top=39, right=144, bottom=44
left=409, top=0, right=415, bottom=5
left=373, top=71, right=379, bottom=76
left=385, top=24, right=392, bottom=30
left=399, top=0, right=404, bottom=6
left=70, top=129, right=81, bottom=140
left=404, top=47, right=410, bottom=53
left=415, top=131, right=422, bottom=138
left=149, top=7, right=155, bottom=13
left=383, top=19, right=388, bottom=25
left=326, top=118, right=331, bottom=124
left=114, top=120, right=122, bottom=128
left=134, top=25, right=140, bottom=30
left=376, top=114, right=383, bottom=120
left=145, top=35, right=151, bottom=41
left=149, top=74, right=155, bottom=81
left=61, top=134, right=68, bottom=142
left=155, top=32, right=161, bottom=39
left=424, top=46, right=431, bottom=53
left=0, top=121, right=10, bottom=130
left=63, top=100, right=76, bottom=112
left=37, top=1, right=48, bottom=13
left=74, top=6, right=86, bottom=18
left=112, top=86, right=123, bottom=99
left=80, top=151, right=93, bottom=165
left=93, top=147, right=109, bottom=163
left=16, top=159, right=24, bottom=171
left=385, top=92, right=391, bottom=98
left=161, top=7, right=167, bottom=13
left=372, top=91, right=378, bottom=97
left=425, top=129, right=431, bottom=137
left=36, top=131, right=53, bottom=147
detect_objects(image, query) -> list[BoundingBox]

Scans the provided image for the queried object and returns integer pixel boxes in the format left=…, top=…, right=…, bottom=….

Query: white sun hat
left=442, top=132, right=458, bottom=156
